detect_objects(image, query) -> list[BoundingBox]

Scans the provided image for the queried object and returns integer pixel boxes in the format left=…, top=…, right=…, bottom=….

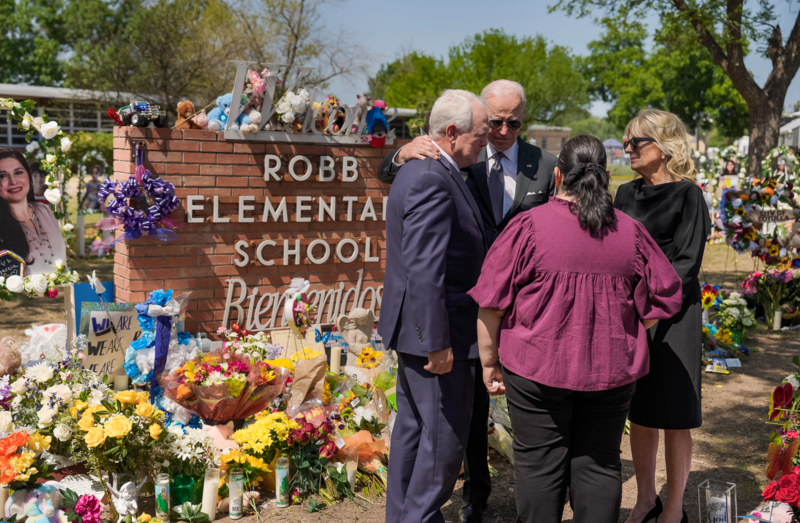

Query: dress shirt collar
left=487, top=139, right=519, bottom=163
left=433, top=142, right=459, bottom=172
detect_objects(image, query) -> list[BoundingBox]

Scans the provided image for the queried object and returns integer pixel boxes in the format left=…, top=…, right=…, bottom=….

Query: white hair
left=481, top=79, right=526, bottom=114
left=429, top=89, right=485, bottom=139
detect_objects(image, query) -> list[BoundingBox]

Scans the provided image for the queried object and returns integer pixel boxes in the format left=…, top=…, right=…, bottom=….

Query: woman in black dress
left=614, top=109, right=710, bottom=523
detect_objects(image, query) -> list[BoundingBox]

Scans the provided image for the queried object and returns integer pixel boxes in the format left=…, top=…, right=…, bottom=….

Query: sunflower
left=770, top=243, right=781, bottom=257
left=701, top=292, right=716, bottom=309
left=735, top=207, right=746, bottom=217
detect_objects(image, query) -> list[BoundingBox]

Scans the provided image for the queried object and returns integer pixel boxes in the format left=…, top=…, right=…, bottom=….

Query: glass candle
left=345, top=447, right=359, bottom=492
left=229, top=468, right=244, bottom=520
left=155, top=473, right=170, bottom=519
left=698, top=479, right=737, bottom=523
left=275, top=457, right=290, bottom=508
left=330, top=345, right=342, bottom=375
left=201, top=468, right=220, bottom=521
left=774, top=309, right=783, bottom=331
left=113, top=369, right=129, bottom=392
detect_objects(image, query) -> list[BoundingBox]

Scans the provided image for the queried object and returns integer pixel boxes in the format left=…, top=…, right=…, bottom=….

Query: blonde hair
left=624, top=108, right=696, bottom=182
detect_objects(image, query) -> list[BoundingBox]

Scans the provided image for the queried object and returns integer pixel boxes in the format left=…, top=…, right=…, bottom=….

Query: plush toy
left=350, top=94, right=372, bottom=133
left=204, top=422, right=239, bottom=452
left=0, top=337, right=21, bottom=376
left=207, top=94, right=232, bottom=131
left=366, top=99, right=389, bottom=148
left=175, top=100, right=201, bottom=130
left=227, top=93, right=262, bottom=134
left=193, top=110, right=209, bottom=130
left=6, top=482, right=65, bottom=523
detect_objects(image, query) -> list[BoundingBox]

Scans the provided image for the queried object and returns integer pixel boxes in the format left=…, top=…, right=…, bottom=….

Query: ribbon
left=151, top=314, right=172, bottom=397
left=148, top=299, right=181, bottom=318
left=96, top=217, right=120, bottom=231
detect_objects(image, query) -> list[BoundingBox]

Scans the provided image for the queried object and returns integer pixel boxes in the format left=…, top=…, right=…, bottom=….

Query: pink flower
left=75, top=495, right=102, bottom=523
left=248, top=71, right=260, bottom=84
left=46, top=288, right=58, bottom=298
left=78, top=354, right=85, bottom=360
left=253, top=80, right=266, bottom=94
left=217, top=327, right=226, bottom=334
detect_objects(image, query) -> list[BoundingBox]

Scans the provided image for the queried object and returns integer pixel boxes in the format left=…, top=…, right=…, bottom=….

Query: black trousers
left=503, top=367, right=635, bottom=523
left=463, top=359, right=491, bottom=505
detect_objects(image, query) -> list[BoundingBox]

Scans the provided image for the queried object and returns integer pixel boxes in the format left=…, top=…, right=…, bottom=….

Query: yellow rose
left=73, top=400, right=88, bottom=411
left=135, top=402, right=155, bottom=418
left=85, top=427, right=106, bottom=448
left=149, top=424, right=162, bottom=441
left=104, top=416, right=132, bottom=439
left=78, top=415, right=95, bottom=432
left=136, top=392, right=149, bottom=404
left=85, top=405, right=105, bottom=416
left=115, top=391, right=139, bottom=404
left=69, top=407, right=78, bottom=418
left=139, top=514, right=152, bottom=523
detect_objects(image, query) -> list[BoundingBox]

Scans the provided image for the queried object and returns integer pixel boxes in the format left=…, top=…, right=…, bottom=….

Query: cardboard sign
left=79, top=304, right=140, bottom=377
left=0, top=250, right=25, bottom=278
left=747, top=209, right=800, bottom=223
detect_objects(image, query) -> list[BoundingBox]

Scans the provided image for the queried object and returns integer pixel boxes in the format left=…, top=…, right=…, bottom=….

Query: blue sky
left=320, top=0, right=800, bottom=117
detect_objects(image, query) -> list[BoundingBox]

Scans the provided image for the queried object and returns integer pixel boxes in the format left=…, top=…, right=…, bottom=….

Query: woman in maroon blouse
left=469, top=135, right=682, bottom=523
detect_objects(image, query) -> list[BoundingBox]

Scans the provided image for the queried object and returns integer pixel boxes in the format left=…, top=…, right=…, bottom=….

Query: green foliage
left=171, top=502, right=210, bottom=523
left=0, top=0, right=64, bottom=85
left=581, top=16, right=749, bottom=138
left=367, top=29, right=589, bottom=129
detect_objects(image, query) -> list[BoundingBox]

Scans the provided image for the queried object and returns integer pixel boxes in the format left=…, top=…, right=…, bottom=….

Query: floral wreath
left=719, top=146, right=800, bottom=266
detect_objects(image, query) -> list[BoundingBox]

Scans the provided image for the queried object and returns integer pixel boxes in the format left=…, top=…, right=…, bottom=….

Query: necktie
left=489, top=152, right=505, bottom=224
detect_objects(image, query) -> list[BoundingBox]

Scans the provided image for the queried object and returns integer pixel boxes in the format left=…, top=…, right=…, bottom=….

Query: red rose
left=763, top=480, right=779, bottom=501
left=318, top=441, right=336, bottom=460
left=776, top=476, right=800, bottom=505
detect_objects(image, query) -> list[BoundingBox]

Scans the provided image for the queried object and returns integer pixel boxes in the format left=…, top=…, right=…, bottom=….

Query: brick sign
left=112, top=126, right=403, bottom=334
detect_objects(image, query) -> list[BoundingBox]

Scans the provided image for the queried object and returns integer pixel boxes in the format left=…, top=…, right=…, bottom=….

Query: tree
left=554, top=0, right=800, bottom=173
left=367, top=29, right=589, bottom=127
left=0, top=0, right=64, bottom=85
left=566, top=115, right=623, bottom=142
left=581, top=17, right=749, bottom=143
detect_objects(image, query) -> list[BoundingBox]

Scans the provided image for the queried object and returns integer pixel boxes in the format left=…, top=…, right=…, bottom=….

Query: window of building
left=541, top=137, right=548, bottom=149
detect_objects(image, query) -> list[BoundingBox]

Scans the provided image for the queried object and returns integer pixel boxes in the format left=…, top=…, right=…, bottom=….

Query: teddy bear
left=175, top=100, right=201, bottom=130
left=193, top=110, right=209, bottom=130
left=226, top=93, right=262, bottom=134
left=0, top=337, right=21, bottom=376
left=207, top=94, right=232, bottom=131
left=350, top=94, right=371, bottom=134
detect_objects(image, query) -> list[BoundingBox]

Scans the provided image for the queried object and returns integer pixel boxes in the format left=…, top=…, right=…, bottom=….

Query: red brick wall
left=112, top=126, right=407, bottom=334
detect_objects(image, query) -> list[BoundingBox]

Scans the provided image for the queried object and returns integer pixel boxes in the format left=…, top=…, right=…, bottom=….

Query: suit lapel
left=506, top=139, right=542, bottom=221
left=439, top=157, right=486, bottom=242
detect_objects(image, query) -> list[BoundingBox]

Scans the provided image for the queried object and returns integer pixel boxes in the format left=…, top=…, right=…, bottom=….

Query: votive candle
left=774, top=309, right=783, bottom=331
left=113, top=371, right=129, bottom=392
left=201, top=468, right=220, bottom=521
left=330, top=346, right=342, bottom=375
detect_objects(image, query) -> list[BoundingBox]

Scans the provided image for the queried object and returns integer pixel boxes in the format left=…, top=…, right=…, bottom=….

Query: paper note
left=725, top=358, right=742, bottom=367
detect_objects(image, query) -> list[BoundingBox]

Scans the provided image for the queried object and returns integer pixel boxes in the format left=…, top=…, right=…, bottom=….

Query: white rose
left=48, top=273, right=57, bottom=281
left=730, top=292, right=740, bottom=300
left=10, top=379, right=27, bottom=395
left=283, top=111, right=295, bottom=123
left=31, top=273, right=48, bottom=294
left=45, top=384, right=72, bottom=403
left=738, top=299, right=747, bottom=306
left=32, top=117, right=45, bottom=130
left=727, top=307, right=740, bottom=318
left=46, top=154, right=56, bottom=164
left=53, top=424, right=72, bottom=442
left=53, top=259, right=65, bottom=271
left=25, top=143, right=36, bottom=154
left=21, top=113, right=33, bottom=129
left=787, top=375, right=800, bottom=389
left=44, top=188, right=61, bottom=204
left=88, top=388, right=105, bottom=406
left=700, top=155, right=707, bottom=163
left=5, top=275, right=23, bottom=293
left=40, top=121, right=59, bottom=139
left=0, top=412, right=13, bottom=433
left=62, top=223, right=73, bottom=232
left=0, top=276, right=4, bottom=286
left=291, top=96, right=307, bottom=114
left=37, top=406, right=57, bottom=428
left=743, top=317, right=753, bottom=327
left=60, top=137, right=72, bottom=152
left=299, top=88, right=310, bottom=101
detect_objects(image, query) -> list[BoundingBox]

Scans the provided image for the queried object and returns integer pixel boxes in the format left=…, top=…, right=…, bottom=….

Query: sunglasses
left=623, top=137, right=656, bottom=151
left=489, top=118, right=522, bottom=131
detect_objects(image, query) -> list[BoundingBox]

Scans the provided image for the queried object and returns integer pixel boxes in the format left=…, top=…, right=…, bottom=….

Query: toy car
left=117, top=101, right=167, bottom=128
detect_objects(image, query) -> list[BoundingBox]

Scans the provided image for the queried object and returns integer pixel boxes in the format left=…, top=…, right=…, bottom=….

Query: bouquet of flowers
left=275, top=89, right=310, bottom=125
left=97, top=147, right=180, bottom=245
left=231, top=411, right=298, bottom=465
left=0, top=430, right=57, bottom=490
left=742, top=269, right=798, bottom=328
left=162, top=426, right=220, bottom=505
left=356, top=347, right=384, bottom=369
left=216, top=325, right=280, bottom=361
left=716, top=290, right=756, bottom=341
left=283, top=279, right=316, bottom=336
left=159, top=347, right=291, bottom=422
left=0, top=261, right=80, bottom=300
left=7, top=339, right=113, bottom=458
left=69, top=390, right=172, bottom=477
left=284, top=409, right=337, bottom=494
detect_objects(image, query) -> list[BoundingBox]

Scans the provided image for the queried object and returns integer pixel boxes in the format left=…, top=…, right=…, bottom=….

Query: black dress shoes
left=459, top=501, right=488, bottom=523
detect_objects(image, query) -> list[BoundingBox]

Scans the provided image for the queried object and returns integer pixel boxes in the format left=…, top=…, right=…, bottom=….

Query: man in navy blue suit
left=379, top=89, right=490, bottom=523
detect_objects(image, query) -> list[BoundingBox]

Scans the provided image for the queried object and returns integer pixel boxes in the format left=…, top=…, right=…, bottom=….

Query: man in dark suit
left=377, top=80, right=557, bottom=523
left=379, top=89, right=489, bottom=523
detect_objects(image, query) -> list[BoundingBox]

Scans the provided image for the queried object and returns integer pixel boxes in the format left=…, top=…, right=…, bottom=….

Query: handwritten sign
left=747, top=209, right=800, bottom=223
left=0, top=250, right=25, bottom=278
left=80, top=306, right=141, bottom=377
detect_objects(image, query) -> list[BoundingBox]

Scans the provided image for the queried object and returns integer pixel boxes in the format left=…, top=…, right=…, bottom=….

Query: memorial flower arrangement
left=0, top=430, right=58, bottom=489
left=715, top=290, right=756, bottom=340
left=96, top=149, right=180, bottom=245
left=163, top=426, right=220, bottom=478
left=160, top=347, right=291, bottom=422
left=285, top=409, right=337, bottom=494
left=275, top=89, right=311, bottom=125
left=218, top=449, right=271, bottom=489
left=742, top=269, right=799, bottom=328
left=762, top=360, right=800, bottom=507
left=0, top=261, right=80, bottom=301
left=7, top=339, right=113, bottom=457
left=356, top=347, right=383, bottom=369
left=290, top=348, right=324, bottom=363
left=283, top=279, right=316, bottom=336
left=69, top=390, right=172, bottom=477
left=216, top=325, right=280, bottom=361
left=231, top=411, right=299, bottom=464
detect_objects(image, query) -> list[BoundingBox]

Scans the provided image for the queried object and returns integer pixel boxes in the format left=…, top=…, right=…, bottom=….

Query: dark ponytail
left=558, top=135, right=616, bottom=238
left=0, top=149, right=35, bottom=261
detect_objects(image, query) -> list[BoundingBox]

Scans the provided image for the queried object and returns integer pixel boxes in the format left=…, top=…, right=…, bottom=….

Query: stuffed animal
left=6, top=482, right=65, bottom=523
left=175, top=100, right=201, bottom=130
left=0, top=337, right=21, bottom=376
left=207, top=94, right=232, bottom=131
left=228, top=93, right=261, bottom=134
left=204, top=422, right=239, bottom=452
left=366, top=99, right=389, bottom=148
left=350, top=94, right=371, bottom=133
left=193, top=110, right=209, bottom=130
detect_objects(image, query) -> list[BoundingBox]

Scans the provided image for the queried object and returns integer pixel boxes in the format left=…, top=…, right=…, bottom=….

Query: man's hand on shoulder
left=424, top=347, right=453, bottom=375
left=396, top=135, right=441, bottom=164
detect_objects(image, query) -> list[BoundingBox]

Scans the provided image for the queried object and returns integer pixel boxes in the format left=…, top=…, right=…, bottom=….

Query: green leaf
left=306, top=498, right=319, bottom=513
